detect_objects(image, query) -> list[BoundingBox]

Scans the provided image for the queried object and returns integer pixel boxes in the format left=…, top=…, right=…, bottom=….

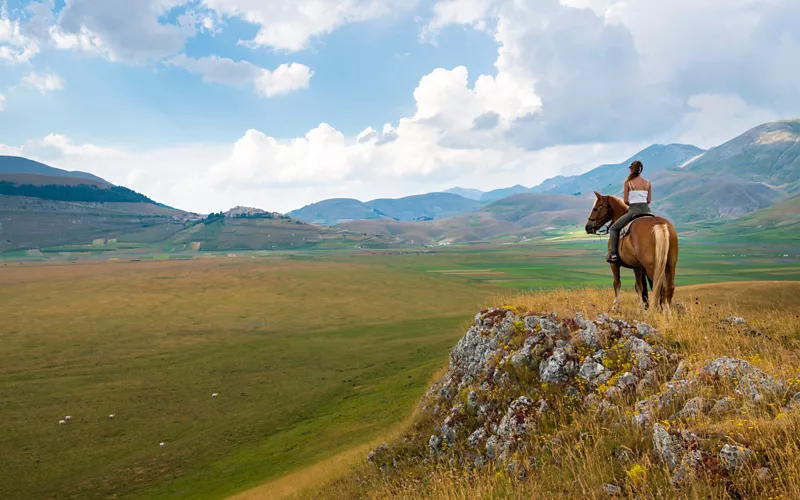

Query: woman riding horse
left=607, top=160, right=651, bottom=263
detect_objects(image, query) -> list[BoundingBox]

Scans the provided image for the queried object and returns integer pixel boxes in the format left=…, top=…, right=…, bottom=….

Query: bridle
left=587, top=197, right=612, bottom=235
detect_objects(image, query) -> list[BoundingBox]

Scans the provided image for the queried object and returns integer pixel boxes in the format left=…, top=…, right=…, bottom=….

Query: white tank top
left=628, top=181, right=649, bottom=204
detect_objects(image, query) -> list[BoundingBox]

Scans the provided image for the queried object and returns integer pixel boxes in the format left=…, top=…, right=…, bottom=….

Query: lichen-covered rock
left=710, top=396, right=736, bottom=416
left=653, top=424, right=681, bottom=472
left=602, top=483, right=622, bottom=496
left=633, top=380, right=695, bottom=427
left=701, top=357, right=787, bottom=402
left=540, top=347, right=569, bottom=383
left=579, top=357, right=607, bottom=383
left=672, top=397, right=709, bottom=420
left=624, top=336, right=656, bottom=370
left=721, top=316, right=747, bottom=327
left=720, top=444, right=755, bottom=472
left=467, top=427, right=487, bottom=449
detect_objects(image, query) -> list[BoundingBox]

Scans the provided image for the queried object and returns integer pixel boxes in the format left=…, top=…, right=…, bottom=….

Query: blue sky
left=1, top=0, right=799, bottom=213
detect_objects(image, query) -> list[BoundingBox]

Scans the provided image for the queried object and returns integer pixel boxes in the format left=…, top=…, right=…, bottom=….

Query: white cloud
left=423, top=0, right=493, bottom=38
left=165, top=55, right=312, bottom=96
left=52, top=0, right=189, bottom=63
left=199, top=0, right=413, bottom=52
left=254, top=63, right=313, bottom=97
left=22, top=72, right=64, bottom=93
left=0, top=4, right=40, bottom=63
left=0, top=92, right=5, bottom=111
left=671, top=93, right=779, bottom=149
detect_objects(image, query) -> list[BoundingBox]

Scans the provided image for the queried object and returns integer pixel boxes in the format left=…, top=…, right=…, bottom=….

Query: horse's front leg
left=611, top=264, right=622, bottom=311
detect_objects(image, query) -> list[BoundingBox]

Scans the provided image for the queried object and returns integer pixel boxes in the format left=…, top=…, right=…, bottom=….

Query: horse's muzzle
left=585, top=222, right=596, bottom=234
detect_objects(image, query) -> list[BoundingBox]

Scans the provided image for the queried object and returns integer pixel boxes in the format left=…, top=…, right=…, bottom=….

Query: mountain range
left=1, top=119, right=798, bottom=253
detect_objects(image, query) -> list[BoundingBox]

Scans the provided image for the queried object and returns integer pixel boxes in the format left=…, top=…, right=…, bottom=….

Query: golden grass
left=311, top=281, right=800, bottom=500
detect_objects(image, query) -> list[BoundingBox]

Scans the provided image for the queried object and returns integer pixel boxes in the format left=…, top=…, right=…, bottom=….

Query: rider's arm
left=647, top=181, right=652, bottom=204
left=623, top=182, right=630, bottom=204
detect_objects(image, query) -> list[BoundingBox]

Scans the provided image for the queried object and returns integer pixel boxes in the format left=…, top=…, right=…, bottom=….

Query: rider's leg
left=608, top=211, right=633, bottom=260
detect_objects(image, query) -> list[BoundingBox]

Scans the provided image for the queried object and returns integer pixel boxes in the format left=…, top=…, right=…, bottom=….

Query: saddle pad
left=619, top=213, right=656, bottom=239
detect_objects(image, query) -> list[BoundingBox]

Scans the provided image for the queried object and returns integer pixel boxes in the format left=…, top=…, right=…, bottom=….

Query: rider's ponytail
left=626, top=160, right=643, bottom=182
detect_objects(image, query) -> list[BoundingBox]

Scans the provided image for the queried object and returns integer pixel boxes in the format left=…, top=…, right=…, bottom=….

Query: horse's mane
left=608, top=195, right=629, bottom=211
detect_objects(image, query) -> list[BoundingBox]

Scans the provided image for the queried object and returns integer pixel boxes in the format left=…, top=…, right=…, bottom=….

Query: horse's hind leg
left=634, top=267, right=649, bottom=310
left=611, top=264, right=622, bottom=312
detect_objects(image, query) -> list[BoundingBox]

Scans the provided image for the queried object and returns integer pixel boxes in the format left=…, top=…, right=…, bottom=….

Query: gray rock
left=540, top=347, right=569, bottom=383
left=633, top=379, right=695, bottom=427
left=367, top=444, right=389, bottom=463
left=653, top=424, right=681, bottom=472
left=786, top=392, right=800, bottom=411
left=673, top=397, right=708, bottom=420
left=624, top=336, right=655, bottom=370
left=467, top=427, right=487, bottom=449
left=616, top=372, right=638, bottom=391
left=720, top=444, right=755, bottom=472
left=672, top=361, right=690, bottom=381
left=467, top=390, right=479, bottom=410
left=721, top=316, right=747, bottom=327
left=497, top=396, right=535, bottom=440
left=710, top=397, right=736, bottom=416
left=672, top=449, right=702, bottom=485
left=701, top=357, right=787, bottom=402
left=602, top=483, right=622, bottom=496
left=485, top=435, right=501, bottom=460
left=428, top=435, right=443, bottom=456
left=577, top=322, right=600, bottom=348
left=635, top=321, right=657, bottom=339
left=440, top=425, right=457, bottom=446
left=579, top=357, right=607, bottom=383
left=474, top=455, right=487, bottom=470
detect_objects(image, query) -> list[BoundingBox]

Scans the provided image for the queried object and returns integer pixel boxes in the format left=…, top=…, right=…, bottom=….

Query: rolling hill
left=365, top=193, right=482, bottom=221
left=0, top=156, right=108, bottom=183
left=289, top=193, right=483, bottom=225
left=340, top=193, right=590, bottom=245
left=287, top=198, right=390, bottom=226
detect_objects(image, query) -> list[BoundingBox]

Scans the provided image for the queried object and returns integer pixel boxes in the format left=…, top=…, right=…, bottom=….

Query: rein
left=588, top=199, right=614, bottom=236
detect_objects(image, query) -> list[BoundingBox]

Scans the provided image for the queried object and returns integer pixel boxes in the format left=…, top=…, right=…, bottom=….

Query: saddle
left=619, top=213, right=656, bottom=239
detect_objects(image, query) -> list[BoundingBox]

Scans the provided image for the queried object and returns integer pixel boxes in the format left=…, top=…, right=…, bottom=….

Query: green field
left=1, top=238, right=798, bottom=500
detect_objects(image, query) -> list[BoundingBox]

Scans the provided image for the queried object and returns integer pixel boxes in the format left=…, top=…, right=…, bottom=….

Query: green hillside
left=686, top=119, right=800, bottom=193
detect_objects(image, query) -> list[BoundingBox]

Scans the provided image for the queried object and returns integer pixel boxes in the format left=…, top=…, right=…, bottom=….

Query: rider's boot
left=606, top=252, right=619, bottom=263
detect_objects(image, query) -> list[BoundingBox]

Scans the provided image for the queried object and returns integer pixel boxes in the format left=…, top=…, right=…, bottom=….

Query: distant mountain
left=287, top=198, right=389, bottom=226
left=650, top=170, right=783, bottom=222
left=289, top=193, right=482, bottom=225
left=534, top=144, right=706, bottom=196
left=365, top=193, right=482, bottom=221
left=480, top=185, right=532, bottom=202
left=340, top=193, right=590, bottom=245
left=0, top=156, right=108, bottom=184
left=444, top=187, right=484, bottom=200
left=683, top=120, right=800, bottom=194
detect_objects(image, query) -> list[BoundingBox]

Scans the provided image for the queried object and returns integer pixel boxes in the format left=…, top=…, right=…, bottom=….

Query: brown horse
left=585, top=192, right=679, bottom=311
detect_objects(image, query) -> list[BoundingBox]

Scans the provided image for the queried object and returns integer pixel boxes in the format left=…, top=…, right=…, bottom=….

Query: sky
left=1, top=0, right=798, bottom=214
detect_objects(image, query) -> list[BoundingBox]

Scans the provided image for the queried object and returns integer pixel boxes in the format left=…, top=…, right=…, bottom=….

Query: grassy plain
left=1, top=238, right=798, bottom=500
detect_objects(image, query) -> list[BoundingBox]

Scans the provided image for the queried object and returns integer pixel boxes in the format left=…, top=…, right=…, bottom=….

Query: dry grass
left=310, top=281, right=800, bottom=500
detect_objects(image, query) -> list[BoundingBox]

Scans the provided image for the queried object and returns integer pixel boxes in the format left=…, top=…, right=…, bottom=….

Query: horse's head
left=585, top=191, right=613, bottom=234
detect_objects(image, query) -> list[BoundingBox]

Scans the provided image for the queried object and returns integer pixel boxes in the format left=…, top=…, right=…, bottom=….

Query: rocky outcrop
left=368, top=307, right=798, bottom=494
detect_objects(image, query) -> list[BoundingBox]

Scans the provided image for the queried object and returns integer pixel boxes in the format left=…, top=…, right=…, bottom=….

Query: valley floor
left=0, top=242, right=798, bottom=499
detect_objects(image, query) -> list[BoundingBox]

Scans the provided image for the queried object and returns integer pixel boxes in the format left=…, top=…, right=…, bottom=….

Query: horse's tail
left=651, top=224, right=670, bottom=306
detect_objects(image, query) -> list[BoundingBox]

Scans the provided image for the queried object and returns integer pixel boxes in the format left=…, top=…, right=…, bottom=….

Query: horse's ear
left=594, top=191, right=601, bottom=199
